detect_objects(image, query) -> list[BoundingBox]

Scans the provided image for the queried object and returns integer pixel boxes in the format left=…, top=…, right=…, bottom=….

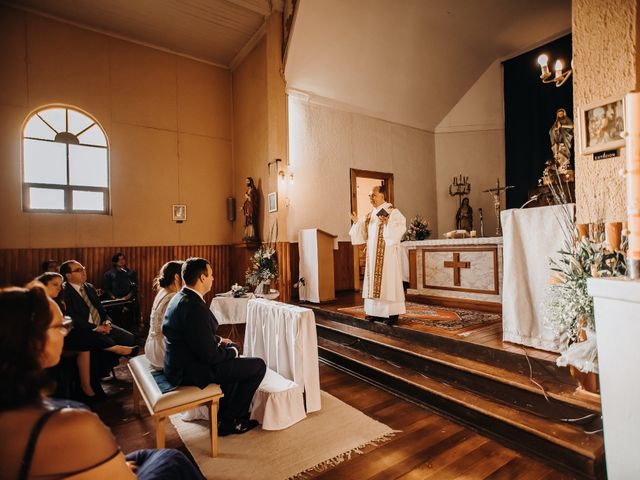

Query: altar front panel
left=405, top=238, right=503, bottom=308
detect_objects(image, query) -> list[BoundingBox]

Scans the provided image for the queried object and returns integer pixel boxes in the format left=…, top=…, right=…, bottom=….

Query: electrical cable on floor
left=521, top=347, right=550, bottom=401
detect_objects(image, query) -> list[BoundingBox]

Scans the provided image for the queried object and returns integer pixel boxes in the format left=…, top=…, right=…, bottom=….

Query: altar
left=404, top=237, right=503, bottom=311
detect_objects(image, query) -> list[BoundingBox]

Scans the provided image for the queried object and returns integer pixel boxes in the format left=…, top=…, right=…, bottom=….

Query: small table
left=209, top=293, right=254, bottom=338
left=244, top=298, right=321, bottom=413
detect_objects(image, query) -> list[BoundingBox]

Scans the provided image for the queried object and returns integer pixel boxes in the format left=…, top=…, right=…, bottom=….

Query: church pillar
left=573, top=0, right=640, bottom=224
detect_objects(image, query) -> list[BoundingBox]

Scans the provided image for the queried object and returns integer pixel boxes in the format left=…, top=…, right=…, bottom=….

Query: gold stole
left=364, top=206, right=393, bottom=299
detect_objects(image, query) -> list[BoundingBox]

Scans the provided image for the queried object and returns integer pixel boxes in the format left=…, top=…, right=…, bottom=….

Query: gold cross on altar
left=443, top=253, right=471, bottom=286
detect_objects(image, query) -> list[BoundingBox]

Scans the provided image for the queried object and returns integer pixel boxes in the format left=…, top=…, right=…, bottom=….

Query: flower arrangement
left=245, top=245, right=278, bottom=287
left=402, top=215, right=431, bottom=241
left=544, top=231, right=626, bottom=344
left=542, top=164, right=627, bottom=375
left=230, top=283, right=248, bottom=298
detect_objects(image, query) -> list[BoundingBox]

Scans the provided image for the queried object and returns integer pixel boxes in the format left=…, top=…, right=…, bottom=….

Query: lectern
left=298, top=228, right=337, bottom=302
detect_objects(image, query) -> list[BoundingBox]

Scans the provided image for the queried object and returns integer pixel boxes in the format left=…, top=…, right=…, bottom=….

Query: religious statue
left=549, top=108, right=574, bottom=174
left=456, top=197, right=473, bottom=232
left=242, top=177, right=259, bottom=242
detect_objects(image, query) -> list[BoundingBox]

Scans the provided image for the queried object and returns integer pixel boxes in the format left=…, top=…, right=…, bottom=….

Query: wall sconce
left=289, top=173, right=294, bottom=184
left=537, top=54, right=572, bottom=87
left=267, top=158, right=282, bottom=174
left=278, top=170, right=285, bottom=180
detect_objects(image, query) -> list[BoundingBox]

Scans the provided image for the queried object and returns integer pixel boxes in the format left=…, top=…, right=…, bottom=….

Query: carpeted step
left=316, top=316, right=601, bottom=415
left=318, top=337, right=605, bottom=480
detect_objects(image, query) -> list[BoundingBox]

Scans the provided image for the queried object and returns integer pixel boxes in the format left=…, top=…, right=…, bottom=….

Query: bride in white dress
left=145, top=261, right=183, bottom=370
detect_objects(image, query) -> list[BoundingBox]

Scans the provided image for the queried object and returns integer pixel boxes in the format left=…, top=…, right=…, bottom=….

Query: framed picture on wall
left=268, top=192, right=278, bottom=213
left=172, top=204, right=187, bottom=222
left=580, top=95, right=626, bottom=155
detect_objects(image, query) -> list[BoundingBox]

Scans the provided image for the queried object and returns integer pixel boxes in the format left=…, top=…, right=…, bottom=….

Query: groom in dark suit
left=163, top=257, right=266, bottom=436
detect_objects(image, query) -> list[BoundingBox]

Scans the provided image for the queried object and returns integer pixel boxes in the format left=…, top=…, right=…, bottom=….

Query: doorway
left=349, top=169, right=394, bottom=291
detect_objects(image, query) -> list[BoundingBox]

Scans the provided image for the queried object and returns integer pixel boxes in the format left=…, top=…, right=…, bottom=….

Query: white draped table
left=501, top=205, right=573, bottom=352
left=244, top=298, right=321, bottom=413
left=209, top=293, right=254, bottom=324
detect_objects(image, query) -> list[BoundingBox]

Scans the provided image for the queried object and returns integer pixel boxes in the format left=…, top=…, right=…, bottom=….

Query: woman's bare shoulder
left=31, top=407, right=121, bottom=476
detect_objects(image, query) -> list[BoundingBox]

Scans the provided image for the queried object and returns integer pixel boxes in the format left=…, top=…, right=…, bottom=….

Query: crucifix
left=443, top=252, right=470, bottom=286
left=482, top=178, right=514, bottom=236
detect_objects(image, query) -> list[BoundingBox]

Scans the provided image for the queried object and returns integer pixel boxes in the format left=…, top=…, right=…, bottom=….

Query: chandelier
left=537, top=54, right=572, bottom=87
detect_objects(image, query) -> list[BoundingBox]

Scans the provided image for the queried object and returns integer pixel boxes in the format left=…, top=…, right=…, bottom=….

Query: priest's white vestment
left=349, top=202, right=407, bottom=317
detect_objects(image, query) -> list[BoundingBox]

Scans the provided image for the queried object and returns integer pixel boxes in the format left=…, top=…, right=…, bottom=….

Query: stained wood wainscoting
left=0, top=245, right=232, bottom=325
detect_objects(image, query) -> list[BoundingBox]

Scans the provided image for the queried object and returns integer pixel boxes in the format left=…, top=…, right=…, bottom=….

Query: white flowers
left=231, top=283, right=248, bottom=297
left=402, top=215, right=431, bottom=241
left=246, top=246, right=278, bottom=287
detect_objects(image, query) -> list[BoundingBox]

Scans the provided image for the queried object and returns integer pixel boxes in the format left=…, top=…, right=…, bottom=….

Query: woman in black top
left=0, top=285, right=204, bottom=480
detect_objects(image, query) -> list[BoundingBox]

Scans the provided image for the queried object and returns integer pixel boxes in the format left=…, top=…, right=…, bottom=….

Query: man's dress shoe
left=384, top=315, right=399, bottom=326
left=218, top=418, right=260, bottom=437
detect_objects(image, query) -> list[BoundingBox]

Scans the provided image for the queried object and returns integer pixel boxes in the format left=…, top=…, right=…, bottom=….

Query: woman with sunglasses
left=0, top=285, right=204, bottom=480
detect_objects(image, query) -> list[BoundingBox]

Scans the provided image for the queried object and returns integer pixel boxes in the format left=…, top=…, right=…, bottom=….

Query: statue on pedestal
left=549, top=108, right=574, bottom=175
left=242, top=177, right=259, bottom=243
left=456, top=197, right=473, bottom=232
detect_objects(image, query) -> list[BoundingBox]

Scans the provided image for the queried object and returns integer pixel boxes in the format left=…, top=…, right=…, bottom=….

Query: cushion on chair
left=129, top=355, right=222, bottom=412
left=250, top=367, right=306, bottom=430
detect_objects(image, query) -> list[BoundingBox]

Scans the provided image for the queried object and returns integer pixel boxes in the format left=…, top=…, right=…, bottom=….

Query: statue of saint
left=456, top=197, right=473, bottom=232
left=549, top=108, right=574, bottom=173
left=242, top=177, right=259, bottom=242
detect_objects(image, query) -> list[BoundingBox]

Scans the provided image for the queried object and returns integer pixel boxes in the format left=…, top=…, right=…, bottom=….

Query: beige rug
left=170, top=391, right=397, bottom=480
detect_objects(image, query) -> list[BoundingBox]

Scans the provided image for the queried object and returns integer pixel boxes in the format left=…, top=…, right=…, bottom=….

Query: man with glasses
left=60, top=260, right=137, bottom=378
left=349, top=184, right=407, bottom=325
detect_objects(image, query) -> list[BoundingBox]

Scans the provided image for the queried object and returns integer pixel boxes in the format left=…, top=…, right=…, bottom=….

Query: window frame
left=21, top=105, right=111, bottom=214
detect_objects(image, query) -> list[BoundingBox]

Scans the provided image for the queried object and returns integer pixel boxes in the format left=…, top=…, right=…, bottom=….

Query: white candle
left=625, top=92, right=640, bottom=278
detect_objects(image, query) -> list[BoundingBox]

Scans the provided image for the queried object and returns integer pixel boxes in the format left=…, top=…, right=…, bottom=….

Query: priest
left=349, top=185, right=407, bottom=325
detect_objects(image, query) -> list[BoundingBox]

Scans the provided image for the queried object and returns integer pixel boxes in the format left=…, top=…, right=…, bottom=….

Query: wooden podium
left=298, top=228, right=337, bottom=302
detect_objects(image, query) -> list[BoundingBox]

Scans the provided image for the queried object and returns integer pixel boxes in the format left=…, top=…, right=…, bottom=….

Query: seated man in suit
left=60, top=260, right=137, bottom=379
left=163, top=257, right=266, bottom=436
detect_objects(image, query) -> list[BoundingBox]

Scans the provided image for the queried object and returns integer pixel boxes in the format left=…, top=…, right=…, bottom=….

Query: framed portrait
left=268, top=192, right=278, bottom=213
left=172, top=204, right=187, bottom=221
left=580, top=95, right=625, bottom=155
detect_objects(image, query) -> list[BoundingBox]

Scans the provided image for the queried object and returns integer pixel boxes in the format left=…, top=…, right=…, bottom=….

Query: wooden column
left=276, top=241, right=292, bottom=303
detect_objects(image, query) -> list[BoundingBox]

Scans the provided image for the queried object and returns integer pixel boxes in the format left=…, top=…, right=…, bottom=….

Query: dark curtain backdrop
left=503, top=34, right=573, bottom=209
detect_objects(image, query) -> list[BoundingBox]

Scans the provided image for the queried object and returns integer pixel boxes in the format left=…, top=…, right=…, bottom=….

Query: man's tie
left=79, top=286, right=102, bottom=325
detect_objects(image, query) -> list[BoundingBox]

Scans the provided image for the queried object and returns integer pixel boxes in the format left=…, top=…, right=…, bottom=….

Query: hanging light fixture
left=537, top=54, right=572, bottom=87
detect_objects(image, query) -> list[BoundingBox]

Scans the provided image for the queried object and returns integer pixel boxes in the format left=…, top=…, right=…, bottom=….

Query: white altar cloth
left=501, top=205, right=572, bottom=352
left=244, top=298, right=321, bottom=412
left=209, top=293, right=255, bottom=324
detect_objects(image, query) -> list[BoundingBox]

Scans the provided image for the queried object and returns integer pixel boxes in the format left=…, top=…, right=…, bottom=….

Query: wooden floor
left=98, top=360, right=575, bottom=479
left=312, top=291, right=559, bottom=363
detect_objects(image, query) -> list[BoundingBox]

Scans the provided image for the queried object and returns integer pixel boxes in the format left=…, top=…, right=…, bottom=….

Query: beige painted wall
left=0, top=6, right=233, bottom=248
left=286, top=96, right=438, bottom=242
left=231, top=13, right=288, bottom=244
left=573, top=0, right=639, bottom=223
left=435, top=61, right=506, bottom=236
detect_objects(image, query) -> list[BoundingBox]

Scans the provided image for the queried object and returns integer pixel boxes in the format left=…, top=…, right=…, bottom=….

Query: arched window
left=22, top=106, right=109, bottom=213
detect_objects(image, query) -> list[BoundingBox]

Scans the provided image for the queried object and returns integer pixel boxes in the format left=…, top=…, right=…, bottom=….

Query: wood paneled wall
left=276, top=242, right=292, bottom=303
left=0, top=245, right=231, bottom=325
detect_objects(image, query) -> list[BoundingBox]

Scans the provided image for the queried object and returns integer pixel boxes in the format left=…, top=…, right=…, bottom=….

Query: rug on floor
left=337, top=302, right=501, bottom=334
left=170, top=391, right=397, bottom=480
